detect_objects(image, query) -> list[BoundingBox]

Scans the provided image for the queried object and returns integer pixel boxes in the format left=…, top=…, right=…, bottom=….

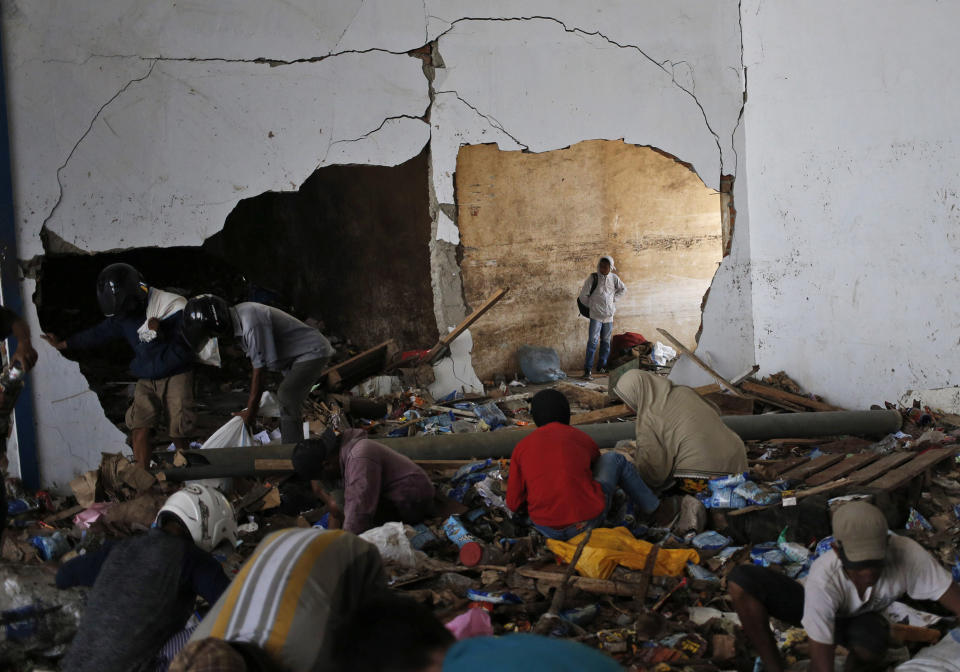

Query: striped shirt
left=188, top=528, right=385, bottom=671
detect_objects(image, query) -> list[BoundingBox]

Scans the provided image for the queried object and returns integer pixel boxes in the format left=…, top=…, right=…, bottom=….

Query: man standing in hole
left=579, top=255, right=626, bottom=380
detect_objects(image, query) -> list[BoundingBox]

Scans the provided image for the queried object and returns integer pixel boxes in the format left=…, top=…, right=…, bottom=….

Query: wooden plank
left=427, top=288, right=509, bottom=362
left=739, top=380, right=843, bottom=412
left=516, top=567, right=641, bottom=597
left=703, top=392, right=755, bottom=416
left=253, top=459, right=293, bottom=471
left=570, top=403, right=634, bottom=425
left=779, top=453, right=844, bottom=481
left=693, top=383, right=722, bottom=395
left=866, top=447, right=958, bottom=491
left=321, top=340, right=393, bottom=390
left=414, top=459, right=509, bottom=470
left=656, top=328, right=746, bottom=398
left=846, top=452, right=914, bottom=485
left=805, top=452, right=881, bottom=486
left=747, top=456, right=807, bottom=474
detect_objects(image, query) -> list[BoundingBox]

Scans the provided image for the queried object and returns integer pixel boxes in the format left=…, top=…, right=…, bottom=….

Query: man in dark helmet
left=42, top=263, right=195, bottom=468
left=181, top=295, right=334, bottom=443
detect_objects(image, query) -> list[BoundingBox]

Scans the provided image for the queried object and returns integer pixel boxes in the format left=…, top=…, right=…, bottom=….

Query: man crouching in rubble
left=728, top=500, right=960, bottom=672
left=56, top=483, right=235, bottom=672
left=292, top=426, right=435, bottom=534
left=180, top=293, right=334, bottom=444
left=614, top=369, right=748, bottom=492
left=43, top=263, right=196, bottom=469
left=506, top=389, right=661, bottom=540
left=171, top=527, right=386, bottom=672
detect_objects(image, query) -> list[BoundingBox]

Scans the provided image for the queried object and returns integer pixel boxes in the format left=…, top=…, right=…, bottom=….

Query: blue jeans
left=585, top=319, right=613, bottom=371
left=534, top=452, right=660, bottom=541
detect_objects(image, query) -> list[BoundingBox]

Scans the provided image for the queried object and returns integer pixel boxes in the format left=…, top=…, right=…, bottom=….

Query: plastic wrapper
left=708, top=473, right=748, bottom=493
left=445, top=609, right=494, bottom=640
left=466, top=589, right=523, bottom=604
left=700, top=487, right=747, bottom=509
left=815, top=536, right=835, bottom=557
left=475, top=475, right=508, bottom=512
left=686, top=561, right=719, bottom=582
left=30, top=531, right=70, bottom=561
left=751, top=542, right=787, bottom=566
left=474, top=402, right=508, bottom=431
left=906, top=507, right=935, bottom=532
left=560, top=604, right=598, bottom=626
left=777, top=528, right=811, bottom=564
left=692, top=530, right=731, bottom=551
left=734, top=480, right=782, bottom=506
left=517, top=345, right=567, bottom=383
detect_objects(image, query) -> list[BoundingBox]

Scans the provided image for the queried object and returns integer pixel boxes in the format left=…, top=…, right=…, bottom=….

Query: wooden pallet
left=805, top=452, right=881, bottom=486
left=780, top=454, right=844, bottom=481
left=730, top=447, right=959, bottom=516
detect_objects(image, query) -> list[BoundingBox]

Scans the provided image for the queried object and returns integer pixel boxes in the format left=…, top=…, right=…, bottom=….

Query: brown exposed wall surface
left=455, top=140, right=722, bottom=378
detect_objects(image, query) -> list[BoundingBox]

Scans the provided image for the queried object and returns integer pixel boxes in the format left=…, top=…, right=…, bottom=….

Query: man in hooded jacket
left=614, top=369, right=748, bottom=491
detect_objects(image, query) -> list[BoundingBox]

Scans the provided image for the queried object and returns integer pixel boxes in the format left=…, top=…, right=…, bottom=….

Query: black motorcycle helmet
left=181, top=294, right=233, bottom=352
left=96, top=263, right=147, bottom=317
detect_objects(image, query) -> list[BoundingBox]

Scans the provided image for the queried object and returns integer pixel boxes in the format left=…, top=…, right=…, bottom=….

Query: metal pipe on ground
left=161, top=409, right=901, bottom=481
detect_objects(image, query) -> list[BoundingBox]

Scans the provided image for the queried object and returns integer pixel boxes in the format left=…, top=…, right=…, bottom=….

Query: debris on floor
left=5, top=341, right=960, bottom=671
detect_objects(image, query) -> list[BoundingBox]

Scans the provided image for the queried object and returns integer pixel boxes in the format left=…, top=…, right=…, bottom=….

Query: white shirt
left=802, top=534, right=952, bottom=645
left=579, top=272, right=626, bottom=323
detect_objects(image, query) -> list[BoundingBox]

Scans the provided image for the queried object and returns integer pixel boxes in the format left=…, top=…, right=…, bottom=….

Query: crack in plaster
left=319, top=113, right=429, bottom=168
left=730, top=0, right=746, bottom=176
left=331, top=0, right=366, bottom=55
left=429, top=15, right=724, bottom=170
left=39, top=59, right=158, bottom=232
left=432, top=90, right=529, bottom=151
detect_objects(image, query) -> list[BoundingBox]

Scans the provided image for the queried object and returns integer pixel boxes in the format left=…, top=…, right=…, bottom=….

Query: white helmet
left=156, top=483, right=238, bottom=552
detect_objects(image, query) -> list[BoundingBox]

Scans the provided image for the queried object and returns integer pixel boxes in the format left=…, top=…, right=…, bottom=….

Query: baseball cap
left=832, top=501, right=888, bottom=564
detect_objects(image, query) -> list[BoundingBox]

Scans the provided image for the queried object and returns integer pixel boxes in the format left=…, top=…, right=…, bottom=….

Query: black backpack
left=576, top=273, right=599, bottom=318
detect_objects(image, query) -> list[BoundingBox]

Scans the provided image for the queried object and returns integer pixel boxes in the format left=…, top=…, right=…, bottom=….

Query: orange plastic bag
left=545, top=526, right=699, bottom=580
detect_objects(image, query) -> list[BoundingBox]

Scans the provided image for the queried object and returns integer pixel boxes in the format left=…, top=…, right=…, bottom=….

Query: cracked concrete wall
left=1, top=0, right=751, bottom=487
left=741, top=1, right=960, bottom=408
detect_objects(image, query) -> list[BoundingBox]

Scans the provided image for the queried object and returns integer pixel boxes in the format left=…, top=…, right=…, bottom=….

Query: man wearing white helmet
left=577, top=255, right=626, bottom=380
left=57, top=483, right=235, bottom=672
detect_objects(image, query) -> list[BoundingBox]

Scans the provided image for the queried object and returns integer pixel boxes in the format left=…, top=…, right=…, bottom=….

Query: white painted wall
left=742, top=0, right=960, bottom=408
left=1, top=0, right=749, bottom=487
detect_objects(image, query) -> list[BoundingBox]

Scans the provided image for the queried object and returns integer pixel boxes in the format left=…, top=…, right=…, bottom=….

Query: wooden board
left=846, top=452, right=914, bottom=485
left=865, top=447, right=958, bottom=491
left=779, top=454, right=844, bottom=481
left=703, top=392, right=755, bottom=416
left=747, top=456, right=807, bottom=474
left=427, top=288, right=508, bottom=363
left=321, top=340, right=394, bottom=390
left=805, top=452, right=881, bottom=486
left=570, top=404, right=634, bottom=425
left=656, top=328, right=746, bottom=397
left=728, top=478, right=851, bottom=517
left=739, top=380, right=843, bottom=412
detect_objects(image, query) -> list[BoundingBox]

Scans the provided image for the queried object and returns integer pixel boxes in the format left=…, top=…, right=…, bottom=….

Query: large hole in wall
left=204, top=146, right=437, bottom=351
left=455, top=139, right=724, bottom=379
left=34, top=147, right=437, bottom=436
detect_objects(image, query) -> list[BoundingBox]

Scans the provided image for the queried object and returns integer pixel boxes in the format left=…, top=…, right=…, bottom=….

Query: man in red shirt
left=506, top=389, right=659, bottom=541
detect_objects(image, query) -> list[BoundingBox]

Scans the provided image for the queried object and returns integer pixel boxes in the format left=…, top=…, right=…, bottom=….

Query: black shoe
left=583, top=371, right=593, bottom=380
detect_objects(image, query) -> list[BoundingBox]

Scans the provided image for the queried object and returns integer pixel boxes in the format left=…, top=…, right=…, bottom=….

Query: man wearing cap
left=727, top=501, right=960, bottom=672
left=578, top=255, right=626, bottom=380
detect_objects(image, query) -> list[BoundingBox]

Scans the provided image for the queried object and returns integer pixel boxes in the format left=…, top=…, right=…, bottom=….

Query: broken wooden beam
left=516, top=568, right=641, bottom=597
left=427, top=288, right=508, bottom=363
left=570, top=404, right=634, bottom=425
left=846, top=452, right=915, bottom=485
left=656, top=328, right=745, bottom=398
left=321, top=340, right=395, bottom=391
left=739, top=380, right=843, bottom=412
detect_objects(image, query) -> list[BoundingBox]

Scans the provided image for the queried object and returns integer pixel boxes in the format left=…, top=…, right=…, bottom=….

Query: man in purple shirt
left=293, top=427, right=434, bottom=534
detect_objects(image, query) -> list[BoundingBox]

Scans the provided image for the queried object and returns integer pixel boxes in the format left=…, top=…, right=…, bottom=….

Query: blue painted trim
left=0, top=28, right=40, bottom=489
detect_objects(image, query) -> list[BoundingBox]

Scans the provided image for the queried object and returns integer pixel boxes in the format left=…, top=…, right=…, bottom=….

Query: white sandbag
left=895, top=629, right=960, bottom=671
left=258, top=391, right=281, bottom=418
left=359, top=521, right=417, bottom=568
left=200, top=416, right=253, bottom=450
